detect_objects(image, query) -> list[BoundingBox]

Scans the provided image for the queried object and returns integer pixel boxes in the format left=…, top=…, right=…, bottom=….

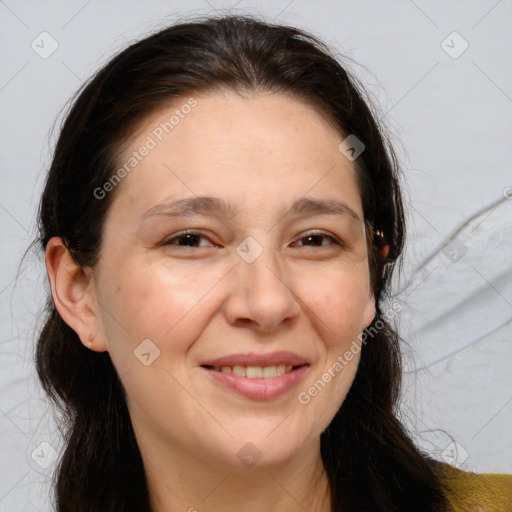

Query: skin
left=46, top=89, right=389, bottom=511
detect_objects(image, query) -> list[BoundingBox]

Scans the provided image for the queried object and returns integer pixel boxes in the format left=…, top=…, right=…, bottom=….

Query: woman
left=36, top=14, right=512, bottom=512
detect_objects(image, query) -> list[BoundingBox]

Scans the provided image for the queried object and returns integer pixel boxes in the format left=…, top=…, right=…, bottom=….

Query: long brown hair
left=35, top=14, right=448, bottom=511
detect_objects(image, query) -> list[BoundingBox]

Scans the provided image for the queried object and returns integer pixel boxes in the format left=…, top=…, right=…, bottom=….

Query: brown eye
left=162, top=231, right=215, bottom=248
left=292, top=231, right=343, bottom=248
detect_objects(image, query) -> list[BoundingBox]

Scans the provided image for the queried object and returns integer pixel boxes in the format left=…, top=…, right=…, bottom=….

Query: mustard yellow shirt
left=437, top=462, right=512, bottom=512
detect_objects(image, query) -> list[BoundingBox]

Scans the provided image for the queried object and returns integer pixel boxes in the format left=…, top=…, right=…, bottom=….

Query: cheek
left=96, top=258, right=227, bottom=363
left=301, top=265, right=373, bottom=339
left=295, top=271, right=369, bottom=432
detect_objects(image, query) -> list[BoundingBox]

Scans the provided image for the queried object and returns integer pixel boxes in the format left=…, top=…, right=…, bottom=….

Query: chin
left=224, top=429, right=312, bottom=470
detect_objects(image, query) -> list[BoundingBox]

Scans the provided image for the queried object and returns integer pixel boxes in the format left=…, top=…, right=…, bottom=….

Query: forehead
left=109, top=89, right=363, bottom=221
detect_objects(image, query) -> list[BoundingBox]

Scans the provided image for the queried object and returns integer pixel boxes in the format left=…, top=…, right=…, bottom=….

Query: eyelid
left=162, top=230, right=217, bottom=247
left=161, top=229, right=344, bottom=249
left=291, top=230, right=344, bottom=247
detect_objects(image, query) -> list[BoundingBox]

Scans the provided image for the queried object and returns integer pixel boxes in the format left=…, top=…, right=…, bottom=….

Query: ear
left=380, top=243, right=390, bottom=259
left=45, top=237, right=107, bottom=352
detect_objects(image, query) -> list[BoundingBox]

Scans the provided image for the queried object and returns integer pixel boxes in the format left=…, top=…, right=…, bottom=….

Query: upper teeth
left=211, top=364, right=294, bottom=378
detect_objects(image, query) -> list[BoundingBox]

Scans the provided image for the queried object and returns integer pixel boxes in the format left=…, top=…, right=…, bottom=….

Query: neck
left=140, top=435, right=331, bottom=512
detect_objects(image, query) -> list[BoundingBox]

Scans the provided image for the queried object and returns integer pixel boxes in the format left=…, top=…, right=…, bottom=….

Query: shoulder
left=435, top=461, right=512, bottom=512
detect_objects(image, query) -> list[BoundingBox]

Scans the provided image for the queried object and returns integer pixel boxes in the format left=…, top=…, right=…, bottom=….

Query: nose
left=223, top=245, right=301, bottom=333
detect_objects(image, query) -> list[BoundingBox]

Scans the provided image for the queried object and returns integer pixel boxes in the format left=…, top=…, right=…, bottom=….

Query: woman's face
left=89, top=89, right=375, bottom=470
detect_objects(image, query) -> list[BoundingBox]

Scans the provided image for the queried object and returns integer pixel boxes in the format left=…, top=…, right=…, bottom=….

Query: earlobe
left=380, top=243, right=390, bottom=259
left=45, top=237, right=107, bottom=352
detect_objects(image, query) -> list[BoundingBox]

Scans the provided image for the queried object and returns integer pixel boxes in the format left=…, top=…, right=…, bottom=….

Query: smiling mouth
left=201, top=364, right=306, bottom=379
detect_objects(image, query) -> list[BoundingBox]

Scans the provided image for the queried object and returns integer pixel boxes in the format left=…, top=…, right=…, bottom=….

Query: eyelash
left=161, top=230, right=344, bottom=249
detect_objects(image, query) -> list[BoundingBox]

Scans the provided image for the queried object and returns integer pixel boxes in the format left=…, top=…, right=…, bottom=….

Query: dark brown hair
left=35, top=14, right=448, bottom=511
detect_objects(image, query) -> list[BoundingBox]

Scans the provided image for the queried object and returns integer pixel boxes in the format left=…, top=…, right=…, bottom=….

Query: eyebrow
left=140, top=196, right=361, bottom=223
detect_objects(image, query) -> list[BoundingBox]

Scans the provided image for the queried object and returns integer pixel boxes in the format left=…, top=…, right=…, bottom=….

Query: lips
left=200, top=351, right=309, bottom=401
left=200, top=350, right=309, bottom=368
